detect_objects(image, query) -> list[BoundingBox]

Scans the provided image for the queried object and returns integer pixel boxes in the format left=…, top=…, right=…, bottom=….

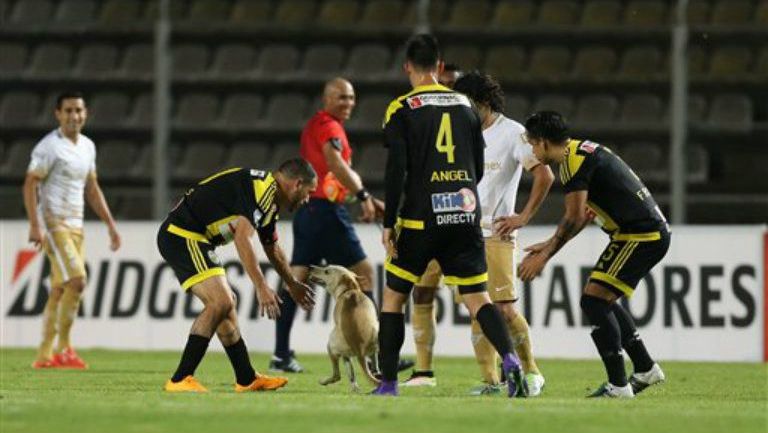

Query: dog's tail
left=357, top=354, right=380, bottom=386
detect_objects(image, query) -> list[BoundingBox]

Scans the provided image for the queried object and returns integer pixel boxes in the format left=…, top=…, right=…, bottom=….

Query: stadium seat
left=686, top=144, right=709, bottom=184
left=130, top=143, right=181, bottom=182
left=114, top=192, right=153, bottom=220
left=345, top=44, right=392, bottom=80
left=172, top=44, right=209, bottom=78
left=757, top=1, right=768, bottom=24
left=661, top=94, right=708, bottom=124
left=220, top=93, right=265, bottom=128
left=708, top=46, right=752, bottom=78
left=491, top=0, right=534, bottom=27
left=527, top=46, right=571, bottom=80
left=269, top=142, right=301, bottom=170
left=443, top=45, right=482, bottom=71
left=346, top=94, right=390, bottom=130
left=618, top=45, right=663, bottom=80
left=27, top=43, right=74, bottom=77
left=209, top=43, right=257, bottom=77
left=537, top=0, right=579, bottom=26
left=710, top=0, right=753, bottom=24
left=299, top=44, right=346, bottom=78
left=403, top=0, right=447, bottom=26
left=0, top=42, right=28, bottom=77
left=687, top=45, right=708, bottom=78
left=121, top=43, right=154, bottom=79
left=55, top=0, right=98, bottom=23
left=175, top=141, right=228, bottom=181
left=226, top=141, right=272, bottom=168
left=95, top=140, right=139, bottom=181
left=571, top=46, right=617, bottom=80
left=356, top=145, right=387, bottom=184
left=446, top=0, right=490, bottom=28
left=174, top=93, right=220, bottom=127
left=73, top=43, right=119, bottom=78
left=532, top=94, right=575, bottom=118
left=9, top=0, right=54, bottom=23
left=619, top=94, right=664, bottom=125
left=622, top=142, right=665, bottom=182
left=484, top=45, right=526, bottom=81
left=187, top=0, right=231, bottom=22
left=624, top=0, right=668, bottom=27
left=686, top=0, right=710, bottom=25
left=0, top=190, right=26, bottom=218
left=128, top=93, right=154, bottom=127
left=707, top=94, right=753, bottom=128
left=143, top=0, right=188, bottom=20
left=580, top=0, right=621, bottom=27
left=503, top=94, right=530, bottom=121
left=99, top=0, right=142, bottom=24
left=254, top=44, right=300, bottom=77
left=0, top=139, right=36, bottom=179
left=0, top=91, right=41, bottom=128
left=317, top=0, right=360, bottom=27
left=755, top=46, right=768, bottom=78
left=88, top=92, right=131, bottom=128
left=360, top=0, right=405, bottom=27
left=261, top=94, right=309, bottom=129
left=573, top=94, right=619, bottom=125
left=273, top=0, right=316, bottom=26
left=230, top=0, right=272, bottom=25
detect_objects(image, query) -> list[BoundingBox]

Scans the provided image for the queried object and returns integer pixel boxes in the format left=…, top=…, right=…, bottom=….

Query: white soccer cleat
left=629, top=363, right=665, bottom=394
left=525, top=373, right=546, bottom=397
left=401, top=372, right=437, bottom=387
left=587, top=382, right=635, bottom=398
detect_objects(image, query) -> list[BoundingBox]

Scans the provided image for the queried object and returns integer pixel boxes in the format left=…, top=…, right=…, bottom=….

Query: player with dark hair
left=438, top=63, right=462, bottom=88
left=373, top=35, right=527, bottom=398
left=403, top=72, right=553, bottom=396
left=518, top=111, right=668, bottom=398
left=158, top=159, right=317, bottom=393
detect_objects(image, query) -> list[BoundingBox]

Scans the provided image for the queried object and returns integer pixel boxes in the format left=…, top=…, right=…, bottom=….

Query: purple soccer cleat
left=502, top=353, right=529, bottom=398
left=370, top=380, right=399, bottom=396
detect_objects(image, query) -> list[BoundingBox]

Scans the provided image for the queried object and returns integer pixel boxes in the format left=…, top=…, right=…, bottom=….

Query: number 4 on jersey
left=435, top=112, right=455, bottom=164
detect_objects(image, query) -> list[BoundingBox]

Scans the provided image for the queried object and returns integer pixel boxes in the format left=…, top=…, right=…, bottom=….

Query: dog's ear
left=354, top=275, right=367, bottom=286
left=340, top=272, right=361, bottom=291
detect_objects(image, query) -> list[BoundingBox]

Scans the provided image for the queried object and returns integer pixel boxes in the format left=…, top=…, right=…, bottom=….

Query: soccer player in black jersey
left=158, top=159, right=317, bottom=393
left=518, top=111, right=669, bottom=398
left=373, top=34, right=527, bottom=398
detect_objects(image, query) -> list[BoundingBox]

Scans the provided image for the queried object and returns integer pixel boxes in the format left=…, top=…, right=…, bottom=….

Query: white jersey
left=27, top=129, right=96, bottom=230
left=478, top=115, right=541, bottom=238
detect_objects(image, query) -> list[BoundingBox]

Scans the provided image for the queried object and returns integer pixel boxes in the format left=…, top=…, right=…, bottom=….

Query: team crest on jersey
left=579, top=141, right=599, bottom=153
left=431, top=188, right=476, bottom=213
left=406, top=93, right=471, bottom=109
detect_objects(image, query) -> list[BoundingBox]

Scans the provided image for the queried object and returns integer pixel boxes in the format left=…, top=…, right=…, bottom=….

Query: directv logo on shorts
left=431, top=188, right=477, bottom=225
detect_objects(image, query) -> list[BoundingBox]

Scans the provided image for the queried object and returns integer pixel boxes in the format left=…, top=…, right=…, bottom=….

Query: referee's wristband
left=356, top=188, right=371, bottom=202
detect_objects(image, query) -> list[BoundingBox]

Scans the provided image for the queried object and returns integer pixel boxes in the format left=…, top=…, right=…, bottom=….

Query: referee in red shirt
left=269, top=78, right=384, bottom=373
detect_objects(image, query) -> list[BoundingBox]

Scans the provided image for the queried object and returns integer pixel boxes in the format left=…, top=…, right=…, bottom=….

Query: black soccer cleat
left=268, top=350, right=304, bottom=373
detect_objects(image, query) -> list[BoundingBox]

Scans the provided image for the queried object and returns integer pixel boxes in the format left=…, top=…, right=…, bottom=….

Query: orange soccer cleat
left=164, top=376, right=209, bottom=393
left=53, top=348, right=88, bottom=369
left=31, top=358, right=60, bottom=369
left=234, top=374, right=288, bottom=392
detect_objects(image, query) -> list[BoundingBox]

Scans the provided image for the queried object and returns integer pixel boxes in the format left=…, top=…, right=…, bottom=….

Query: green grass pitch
left=1, top=349, right=765, bottom=433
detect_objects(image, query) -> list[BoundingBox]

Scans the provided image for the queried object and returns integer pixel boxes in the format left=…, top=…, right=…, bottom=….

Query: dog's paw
left=319, top=376, right=340, bottom=386
left=350, top=383, right=362, bottom=393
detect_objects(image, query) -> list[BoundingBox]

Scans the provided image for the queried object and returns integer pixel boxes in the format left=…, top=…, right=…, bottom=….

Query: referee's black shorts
left=385, top=222, right=487, bottom=295
left=589, top=230, right=671, bottom=298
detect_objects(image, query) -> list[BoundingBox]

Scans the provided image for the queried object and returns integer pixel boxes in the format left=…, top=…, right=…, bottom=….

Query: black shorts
left=385, top=222, right=487, bottom=295
left=157, top=220, right=225, bottom=290
left=589, top=230, right=671, bottom=297
left=291, top=198, right=367, bottom=267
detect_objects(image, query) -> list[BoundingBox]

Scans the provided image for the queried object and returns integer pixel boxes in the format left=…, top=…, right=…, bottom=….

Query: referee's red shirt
left=300, top=110, right=352, bottom=200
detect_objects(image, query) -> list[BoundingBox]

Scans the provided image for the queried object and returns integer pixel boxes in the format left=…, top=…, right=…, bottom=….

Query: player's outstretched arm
left=494, top=164, right=555, bottom=236
left=263, top=241, right=315, bottom=311
left=85, top=174, right=121, bottom=251
left=518, top=190, right=589, bottom=280
left=232, top=216, right=282, bottom=319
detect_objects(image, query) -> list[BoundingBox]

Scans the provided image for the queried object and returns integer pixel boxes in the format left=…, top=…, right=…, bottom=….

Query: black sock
left=224, top=338, right=257, bottom=386
left=171, top=334, right=210, bottom=382
left=363, top=290, right=376, bottom=309
left=378, top=312, right=405, bottom=382
left=612, top=303, right=654, bottom=372
left=475, top=303, right=512, bottom=356
left=580, top=295, right=627, bottom=387
left=274, top=287, right=297, bottom=359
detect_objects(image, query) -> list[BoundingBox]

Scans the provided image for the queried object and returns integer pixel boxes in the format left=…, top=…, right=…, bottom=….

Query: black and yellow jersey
left=382, top=84, right=485, bottom=230
left=166, top=167, right=279, bottom=246
left=560, top=139, right=669, bottom=237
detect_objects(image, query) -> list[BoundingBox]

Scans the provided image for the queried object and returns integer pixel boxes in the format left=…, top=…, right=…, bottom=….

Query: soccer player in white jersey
left=23, top=91, right=121, bottom=369
left=403, top=72, right=554, bottom=396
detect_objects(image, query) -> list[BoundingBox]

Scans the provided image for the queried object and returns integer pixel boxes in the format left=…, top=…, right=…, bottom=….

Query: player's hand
left=359, top=198, right=375, bottom=223
left=518, top=252, right=548, bottom=281
left=382, top=228, right=397, bottom=258
left=372, top=197, right=385, bottom=221
left=108, top=227, right=121, bottom=252
left=28, top=224, right=44, bottom=250
left=493, top=214, right=528, bottom=237
left=523, top=240, right=549, bottom=255
left=286, top=279, right=316, bottom=312
left=255, top=285, right=283, bottom=320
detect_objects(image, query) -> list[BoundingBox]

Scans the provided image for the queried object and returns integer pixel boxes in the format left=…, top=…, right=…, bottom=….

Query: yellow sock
left=412, top=303, right=436, bottom=372
left=471, top=319, right=499, bottom=384
left=508, top=314, right=540, bottom=375
left=55, top=288, right=81, bottom=352
left=36, top=294, right=60, bottom=361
